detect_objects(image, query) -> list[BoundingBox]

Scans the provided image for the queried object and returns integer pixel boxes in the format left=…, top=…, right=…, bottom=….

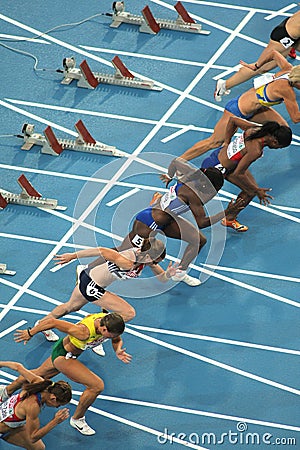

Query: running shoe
left=289, top=47, right=297, bottom=59
left=92, top=344, right=106, bottom=357
left=221, top=218, right=248, bottom=232
left=149, top=192, right=162, bottom=205
left=0, top=385, right=9, bottom=403
left=172, top=269, right=201, bottom=286
left=214, top=79, right=231, bottom=102
left=35, top=320, right=59, bottom=342
left=70, top=416, right=96, bottom=435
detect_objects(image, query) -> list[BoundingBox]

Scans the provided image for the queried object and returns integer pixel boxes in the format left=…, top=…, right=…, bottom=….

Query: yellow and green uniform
left=51, top=313, right=108, bottom=362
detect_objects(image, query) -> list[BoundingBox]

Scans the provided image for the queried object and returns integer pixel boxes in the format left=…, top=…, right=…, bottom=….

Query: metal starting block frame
left=61, top=55, right=162, bottom=91
left=0, top=174, right=66, bottom=211
left=0, top=263, right=16, bottom=276
left=110, top=1, right=210, bottom=35
left=20, top=121, right=125, bottom=157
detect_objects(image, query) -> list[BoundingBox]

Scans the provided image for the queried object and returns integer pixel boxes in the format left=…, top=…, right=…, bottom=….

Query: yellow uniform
left=255, top=73, right=289, bottom=107
left=69, top=313, right=108, bottom=350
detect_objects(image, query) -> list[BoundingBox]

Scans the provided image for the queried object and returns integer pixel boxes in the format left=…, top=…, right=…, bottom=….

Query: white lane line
left=0, top=232, right=88, bottom=249
left=175, top=1, right=292, bottom=15
left=6, top=98, right=300, bottom=143
left=129, top=325, right=300, bottom=356
left=219, top=190, right=300, bottom=224
left=161, top=125, right=195, bottom=143
left=201, top=263, right=300, bottom=283
left=49, top=260, right=74, bottom=273
left=80, top=45, right=231, bottom=69
left=92, top=393, right=300, bottom=432
left=3, top=204, right=299, bottom=309
left=0, top=99, right=78, bottom=136
left=0, top=34, right=50, bottom=43
left=106, top=188, right=140, bottom=207
left=0, top=303, right=83, bottom=321
left=264, top=3, right=297, bottom=21
left=187, top=263, right=300, bottom=309
left=70, top=398, right=207, bottom=450
left=271, top=204, right=300, bottom=213
left=126, top=327, right=300, bottom=396
left=0, top=320, right=27, bottom=338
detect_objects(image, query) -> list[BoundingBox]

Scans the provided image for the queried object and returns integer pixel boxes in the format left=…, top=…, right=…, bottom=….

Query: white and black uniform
left=78, top=248, right=145, bottom=302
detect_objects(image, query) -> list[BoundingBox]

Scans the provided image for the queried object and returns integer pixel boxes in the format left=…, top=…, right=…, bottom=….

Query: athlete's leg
left=53, top=357, right=104, bottom=420
left=42, top=286, right=88, bottom=320
left=164, top=217, right=206, bottom=270
left=180, top=110, right=236, bottom=161
left=92, top=291, right=135, bottom=322
left=5, top=428, right=45, bottom=450
left=250, top=107, right=289, bottom=126
left=224, top=41, right=290, bottom=90
left=6, top=357, right=59, bottom=397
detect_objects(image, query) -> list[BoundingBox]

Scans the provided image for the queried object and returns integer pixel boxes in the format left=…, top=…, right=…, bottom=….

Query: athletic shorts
left=78, top=269, right=106, bottom=302
left=201, top=148, right=227, bottom=175
left=51, top=338, right=78, bottom=362
left=225, top=96, right=254, bottom=120
left=51, top=338, right=68, bottom=362
left=270, top=17, right=300, bottom=49
left=135, top=207, right=163, bottom=231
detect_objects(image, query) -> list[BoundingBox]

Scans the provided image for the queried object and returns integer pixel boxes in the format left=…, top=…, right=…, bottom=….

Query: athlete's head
left=289, top=65, right=300, bottom=86
left=200, top=167, right=224, bottom=192
left=22, top=379, right=72, bottom=406
left=140, top=238, right=166, bottom=264
left=100, top=312, right=125, bottom=336
left=246, top=121, right=292, bottom=148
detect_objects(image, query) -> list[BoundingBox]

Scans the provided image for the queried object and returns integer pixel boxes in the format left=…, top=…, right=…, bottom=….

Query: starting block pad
left=61, top=55, right=162, bottom=91
left=0, top=263, right=16, bottom=276
left=21, top=121, right=125, bottom=157
left=110, top=1, right=210, bottom=35
left=0, top=174, right=66, bottom=211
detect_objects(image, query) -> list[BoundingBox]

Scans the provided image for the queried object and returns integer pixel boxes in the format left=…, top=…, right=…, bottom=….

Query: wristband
left=254, top=63, right=259, bottom=70
left=27, top=327, right=33, bottom=337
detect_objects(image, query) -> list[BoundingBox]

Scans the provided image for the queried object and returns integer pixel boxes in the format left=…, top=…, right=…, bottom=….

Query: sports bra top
left=159, top=183, right=190, bottom=215
left=255, top=73, right=289, bottom=107
left=0, top=392, right=42, bottom=428
left=226, top=133, right=246, bottom=162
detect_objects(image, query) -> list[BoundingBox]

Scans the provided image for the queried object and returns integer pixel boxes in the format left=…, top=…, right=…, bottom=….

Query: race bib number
left=160, top=185, right=177, bottom=210
left=0, top=396, right=15, bottom=422
left=280, top=36, right=294, bottom=49
left=131, top=234, right=144, bottom=248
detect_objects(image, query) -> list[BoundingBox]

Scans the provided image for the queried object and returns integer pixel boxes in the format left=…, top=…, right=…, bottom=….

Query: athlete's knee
left=124, top=305, right=136, bottom=322
left=90, top=379, right=104, bottom=395
left=199, top=235, right=207, bottom=250
left=205, top=135, right=222, bottom=149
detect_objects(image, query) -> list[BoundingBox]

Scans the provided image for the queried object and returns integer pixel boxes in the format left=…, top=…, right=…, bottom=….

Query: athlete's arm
left=148, top=261, right=178, bottom=282
left=111, top=336, right=132, bottom=364
left=25, top=399, right=69, bottom=443
left=280, top=84, right=300, bottom=123
left=0, top=362, right=43, bottom=384
left=14, top=318, right=90, bottom=344
left=54, top=247, right=134, bottom=269
left=223, top=117, right=261, bottom=146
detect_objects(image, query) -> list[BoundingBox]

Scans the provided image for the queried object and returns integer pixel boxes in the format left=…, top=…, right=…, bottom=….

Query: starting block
left=61, top=55, right=162, bottom=91
left=110, top=1, right=210, bottom=35
left=0, top=263, right=16, bottom=276
left=20, top=121, right=125, bottom=157
left=0, top=174, right=66, bottom=211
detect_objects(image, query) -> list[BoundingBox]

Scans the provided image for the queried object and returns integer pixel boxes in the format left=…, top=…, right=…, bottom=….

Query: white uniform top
left=89, top=248, right=144, bottom=288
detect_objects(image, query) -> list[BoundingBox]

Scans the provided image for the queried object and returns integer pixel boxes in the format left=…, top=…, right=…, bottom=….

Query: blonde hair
left=288, top=65, right=300, bottom=83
